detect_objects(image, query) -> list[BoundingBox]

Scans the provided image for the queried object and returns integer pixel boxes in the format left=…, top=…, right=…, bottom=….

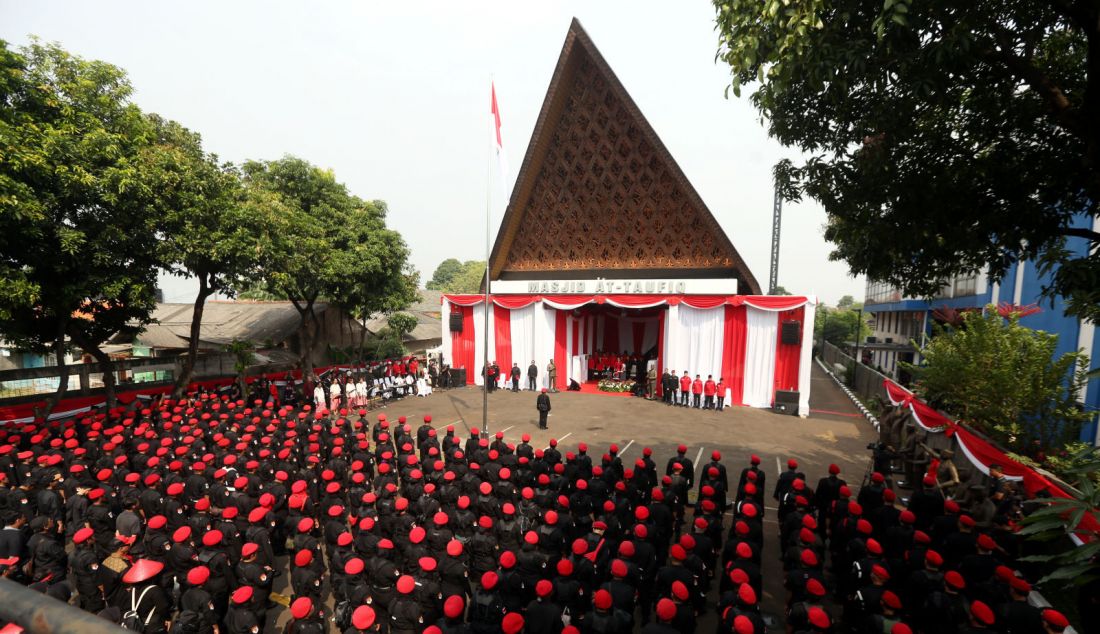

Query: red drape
left=773, top=307, right=804, bottom=394
left=721, top=305, right=747, bottom=406
left=443, top=293, right=813, bottom=311
left=604, top=315, right=620, bottom=354
left=571, top=319, right=579, bottom=356
left=493, top=304, right=512, bottom=386
left=457, top=306, right=476, bottom=384
left=656, top=309, right=666, bottom=396
left=554, top=310, right=568, bottom=391
left=632, top=322, right=645, bottom=355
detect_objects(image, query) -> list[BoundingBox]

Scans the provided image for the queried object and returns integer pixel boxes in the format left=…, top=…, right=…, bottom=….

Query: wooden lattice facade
left=490, top=19, right=761, bottom=294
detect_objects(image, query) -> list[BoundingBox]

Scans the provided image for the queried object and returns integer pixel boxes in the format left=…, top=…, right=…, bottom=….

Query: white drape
left=743, top=307, right=778, bottom=408
left=643, top=318, right=659, bottom=354
left=663, top=305, right=725, bottom=381
left=534, top=303, right=557, bottom=390
left=509, top=304, right=537, bottom=389
left=472, top=303, right=494, bottom=386
left=565, top=315, right=574, bottom=382
left=441, top=298, right=453, bottom=366
left=797, top=299, right=817, bottom=415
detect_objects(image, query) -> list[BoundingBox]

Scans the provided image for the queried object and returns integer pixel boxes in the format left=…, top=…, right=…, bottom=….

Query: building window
left=953, top=272, right=978, bottom=297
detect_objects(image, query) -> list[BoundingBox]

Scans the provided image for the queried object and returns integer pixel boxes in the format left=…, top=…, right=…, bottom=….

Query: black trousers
left=528, top=377, right=536, bottom=390
left=511, top=378, right=519, bottom=391
left=704, top=395, right=714, bottom=409
left=538, top=411, right=548, bottom=428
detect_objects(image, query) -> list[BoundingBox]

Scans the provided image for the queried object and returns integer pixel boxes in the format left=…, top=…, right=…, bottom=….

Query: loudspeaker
left=774, top=389, right=799, bottom=416
left=451, top=368, right=467, bottom=385
left=780, top=320, right=801, bottom=345
left=449, top=312, right=464, bottom=333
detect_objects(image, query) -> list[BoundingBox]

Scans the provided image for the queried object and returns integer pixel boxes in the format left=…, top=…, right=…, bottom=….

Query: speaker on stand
left=780, top=320, right=801, bottom=345
left=774, top=389, right=800, bottom=416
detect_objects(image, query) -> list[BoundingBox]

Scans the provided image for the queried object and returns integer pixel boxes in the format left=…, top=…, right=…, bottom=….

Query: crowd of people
left=0, top=392, right=1081, bottom=634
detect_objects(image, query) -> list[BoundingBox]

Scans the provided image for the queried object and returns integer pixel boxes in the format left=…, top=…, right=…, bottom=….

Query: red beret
left=971, top=601, right=995, bottom=626
left=231, top=586, right=253, bottom=604
left=594, top=589, right=613, bottom=610
left=881, top=590, right=902, bottom=610
left=396, top=575, right=415, bottom=594
left=351, top=606, right=376, bottom=630
left=501, top=613, right=524, bottom=634
left=1042, top=609, right=1069, bottom=630
left=656, top=598, right=676, bottom=622
left=290, top=597, right=312, bottom=620
left=444, top=595, right=464, bottom=618
left=945, top=571, right=966, bottom=590
left=481, top=571, right=498, bottom=590
left=187, top=566, right=210, bottom=586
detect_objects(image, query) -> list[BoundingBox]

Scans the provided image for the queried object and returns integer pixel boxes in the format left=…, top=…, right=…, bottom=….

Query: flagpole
left=482, top=79, right=493, bottom=438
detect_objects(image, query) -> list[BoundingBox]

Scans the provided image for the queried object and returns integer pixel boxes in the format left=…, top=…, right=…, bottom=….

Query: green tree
left=146, top=116, right=277, bottom=396
left=713, top=0, right=1100, bottom=322
left=771, top=285, right=791, bottom=296
left=815, top=307, right=870, bottom=346
left=225, top=338, right=256, bottom=399
left=387, top=312, right=418, bottom=341
left=0, top=40, right=161, bottom=413
left=426, top=258, right=464, bottom=290
left=1018, top=444, right=1100, bottom=588
left=444, top=260, right=487, bottom=294
left=837, top=295, right=855, bottom=309
left=904, top=307, right=1091, bottom=452
left=241, top=157, right=415, bottom=384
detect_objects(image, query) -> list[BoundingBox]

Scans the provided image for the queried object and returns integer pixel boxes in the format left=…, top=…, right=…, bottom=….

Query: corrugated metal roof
left=136, top=301, right=321, bottom=350
left=364, top=290, right=443, bottom=339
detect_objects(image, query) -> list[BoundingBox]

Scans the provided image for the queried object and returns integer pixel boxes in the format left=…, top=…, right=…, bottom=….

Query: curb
left=814, top=356, right=880, bottom=431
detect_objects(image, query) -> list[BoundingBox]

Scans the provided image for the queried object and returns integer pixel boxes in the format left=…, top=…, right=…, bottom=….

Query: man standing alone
left=546, top=360, right=557, bottom=393
left=536, top=388, right=551, bottom=430
left=527, top=361, right=538, bottom=391
left=510, top=363, right=521, bottom=392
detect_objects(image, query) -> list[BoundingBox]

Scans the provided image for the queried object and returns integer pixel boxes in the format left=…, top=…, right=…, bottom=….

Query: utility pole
left=768, top=185, right=782, bottom=294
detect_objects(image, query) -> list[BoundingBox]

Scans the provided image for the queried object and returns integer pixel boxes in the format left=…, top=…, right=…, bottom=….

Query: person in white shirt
left=329, top=381, right=341, bottom=411
left=313, top=381, right=326, bottom=409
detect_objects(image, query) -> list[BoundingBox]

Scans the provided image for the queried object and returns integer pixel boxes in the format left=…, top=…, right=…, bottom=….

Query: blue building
left=862, top=217, right=1100, bottom=445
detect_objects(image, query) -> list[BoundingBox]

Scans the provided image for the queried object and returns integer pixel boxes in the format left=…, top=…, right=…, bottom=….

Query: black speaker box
left=774, top=389, right=800, bottom=416
left=449, top=312, right=464, bottom=333
left=451, top=368, right=467, bottom=385
left=780, top=320, right=801, bottom=345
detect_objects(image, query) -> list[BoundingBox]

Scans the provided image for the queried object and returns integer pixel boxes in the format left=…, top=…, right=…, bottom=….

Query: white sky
left=1, top=0, right=865, bottom=305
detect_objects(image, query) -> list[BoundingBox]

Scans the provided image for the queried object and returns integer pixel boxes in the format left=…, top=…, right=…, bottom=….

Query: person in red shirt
left=679, top=371, right=692, bottom=407
left=703, top=375, right=717, bottom=410
left=691, top=374, right=704, bottom=408
left=715, top=377, right=727, bottom=410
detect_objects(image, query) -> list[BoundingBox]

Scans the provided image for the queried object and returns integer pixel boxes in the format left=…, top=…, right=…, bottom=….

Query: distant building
left=122, top=301, right=369, bottom=368
left=364, top=290, right=444, bottom=356
left=863, top=217, right=1100, bottom=444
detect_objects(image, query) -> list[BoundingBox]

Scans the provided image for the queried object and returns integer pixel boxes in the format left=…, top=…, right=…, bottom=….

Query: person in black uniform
left=536, top=389, right=551, bottom=430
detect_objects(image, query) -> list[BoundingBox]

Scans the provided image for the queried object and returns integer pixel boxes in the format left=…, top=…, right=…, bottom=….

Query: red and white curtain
left=443, top=293, right=817, bottom=414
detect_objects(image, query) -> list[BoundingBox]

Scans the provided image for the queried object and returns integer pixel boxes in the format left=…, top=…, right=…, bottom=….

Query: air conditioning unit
left=884, top=337, right=894, bottom=344
left=866, top=336, right=878, bottom=344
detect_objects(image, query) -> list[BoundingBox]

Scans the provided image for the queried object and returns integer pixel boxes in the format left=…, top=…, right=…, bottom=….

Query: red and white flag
left=491, top=82, right=509, bottom=191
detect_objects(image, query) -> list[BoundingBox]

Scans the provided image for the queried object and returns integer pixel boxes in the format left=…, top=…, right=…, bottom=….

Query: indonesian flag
left=491, top=82, right=509, bottom=192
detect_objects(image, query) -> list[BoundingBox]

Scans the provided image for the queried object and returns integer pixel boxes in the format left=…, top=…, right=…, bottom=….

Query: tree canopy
left=714, top=0, right=1100, bottom=321
left=241, top=157, right=417, bottom=381
left=426, top=259, right=486, bottom=294
left=0, top=39, right=162, bottom=408
left=904, top=308, right=1091, bottom=453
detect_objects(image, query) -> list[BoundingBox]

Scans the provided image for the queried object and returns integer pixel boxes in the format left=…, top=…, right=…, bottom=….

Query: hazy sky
left=1, top=0, right=865, bottom=305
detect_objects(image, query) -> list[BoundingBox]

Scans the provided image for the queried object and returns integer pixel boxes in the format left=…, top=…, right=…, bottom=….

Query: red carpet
left=575, top=380, right=634, bottom=398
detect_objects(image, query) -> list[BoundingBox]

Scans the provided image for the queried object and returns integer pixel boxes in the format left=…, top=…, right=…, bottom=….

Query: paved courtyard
left=266, top=362, right=876, bottom=631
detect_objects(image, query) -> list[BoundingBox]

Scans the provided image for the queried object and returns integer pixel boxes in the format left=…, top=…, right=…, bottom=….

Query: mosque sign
left=491, top=278, right=738, bottom=295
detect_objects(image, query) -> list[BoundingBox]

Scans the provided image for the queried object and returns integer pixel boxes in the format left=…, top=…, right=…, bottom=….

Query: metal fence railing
left=820, top=341, right=893, bottom=410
